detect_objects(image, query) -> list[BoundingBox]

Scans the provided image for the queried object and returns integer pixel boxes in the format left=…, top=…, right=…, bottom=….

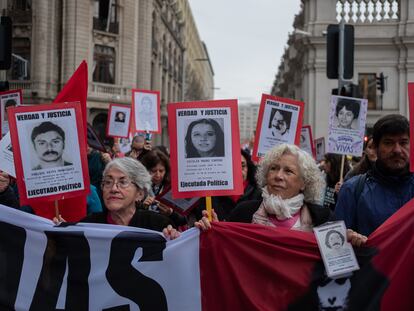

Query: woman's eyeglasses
left=101, top=178, right=136, bottom=189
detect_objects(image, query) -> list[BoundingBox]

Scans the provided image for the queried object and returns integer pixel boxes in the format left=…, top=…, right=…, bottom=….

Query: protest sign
left=132, top=89, right=161, bottom=133
left=168, top=99, right=243, bottom=198
left=327, top=95, right=368, bottom=157
left=252, top=94, right=304, bottom=161
left=106, top=103, right=131, bottom=138
left=0, top=132, right=15, bottom=177
left=314, top=137, right=326, bottom=162
left=157, top=187, right=200, bottom=216
left=299, top=125, right=316, bottom=158
left=0, top=89, right=22, bottom=137
left=314, top=221, right=360, bottom=278
left=8, top=102, right=90, bottom=205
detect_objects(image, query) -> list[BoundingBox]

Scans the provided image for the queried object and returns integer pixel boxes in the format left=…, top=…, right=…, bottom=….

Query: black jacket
left=0, top=186, right=19, bottom=209
left=80, top=208, right=173, bottom=232
left=228, top=199, right=333, bottom=226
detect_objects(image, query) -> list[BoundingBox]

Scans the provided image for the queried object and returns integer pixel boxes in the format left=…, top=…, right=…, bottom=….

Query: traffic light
left=326, top=24, right=354, bottom=79
left=376, top=73, right=385, bottom=94
left=0, top=16, right=12, bottom=70
left=331, top=83, right=361, bottom=98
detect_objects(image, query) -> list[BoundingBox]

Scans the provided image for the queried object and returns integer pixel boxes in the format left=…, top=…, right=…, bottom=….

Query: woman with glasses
left=55, top=157, right=179, bottom=238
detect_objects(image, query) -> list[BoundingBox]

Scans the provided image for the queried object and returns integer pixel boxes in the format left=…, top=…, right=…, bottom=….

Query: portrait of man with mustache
left=31, top=121, right=73, bottom=170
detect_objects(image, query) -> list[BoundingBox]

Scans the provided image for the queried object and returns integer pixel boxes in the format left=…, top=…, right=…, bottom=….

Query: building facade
left=238, top=103, right=259, bottom=144
left=4, top=0, right=213, bottom=146
left=271, top=0, right=412, bottom=140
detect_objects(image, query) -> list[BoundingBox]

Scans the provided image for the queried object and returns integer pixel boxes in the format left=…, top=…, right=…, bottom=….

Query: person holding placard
left=140, top=150, right=187, bottom=227
left=0, top=171, right=19, bottom=209
left=55, top=157, right=179, bottom=239
left=195, top=144, right=367, bottom=246
left=185, top=118, right=225, bottom=158
left=125, top=134, right=151, bottom=161
left=195, top=149, right=261, bottom=221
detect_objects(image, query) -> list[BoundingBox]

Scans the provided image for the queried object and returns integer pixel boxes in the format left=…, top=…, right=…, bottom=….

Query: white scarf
left=252, top=187, right=306, bottom=228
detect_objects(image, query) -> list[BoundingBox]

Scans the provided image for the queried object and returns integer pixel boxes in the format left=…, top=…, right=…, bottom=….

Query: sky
left=189, top=0, right=302, bottom=104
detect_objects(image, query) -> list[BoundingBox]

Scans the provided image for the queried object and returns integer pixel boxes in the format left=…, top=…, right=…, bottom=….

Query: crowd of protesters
left=0, top=114, right=411, bottom=246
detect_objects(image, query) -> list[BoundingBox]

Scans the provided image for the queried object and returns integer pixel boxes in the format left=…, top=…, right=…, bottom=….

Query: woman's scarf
left=252, top=187, right=312, bottom=231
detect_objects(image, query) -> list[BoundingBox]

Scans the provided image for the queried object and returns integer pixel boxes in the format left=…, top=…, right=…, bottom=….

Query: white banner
left=0, top=205, right=201, bottom=311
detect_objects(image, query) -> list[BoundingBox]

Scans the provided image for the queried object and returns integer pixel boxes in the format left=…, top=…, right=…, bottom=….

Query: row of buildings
left=3, top=0, right=214, bottom=145
left=271, top=0, right=413, bottom=141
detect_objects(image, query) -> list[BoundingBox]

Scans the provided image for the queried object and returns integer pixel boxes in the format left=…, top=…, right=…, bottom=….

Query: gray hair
left=256, top=144, right=325, bottom=204
left=103, top=157, right=152, bottom=194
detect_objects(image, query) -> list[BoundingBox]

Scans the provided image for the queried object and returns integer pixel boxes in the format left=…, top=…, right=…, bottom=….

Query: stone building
left=238, top=103, right=259, bottom=143
left=271, top=0, right=412, bottom=140
left=4, top=0, right=213, bottom=146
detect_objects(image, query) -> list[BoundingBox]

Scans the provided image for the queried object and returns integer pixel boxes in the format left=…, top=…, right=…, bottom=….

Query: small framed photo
left=327, top=95, right=368, bottom=157
left=314, top=137, right=326, bottom=162
left=252, top=94, right=304, bottom=161
left=132, top=89, right=161, bottom=133
left=300, top=125, right=316, bottom=158
left=0, top=89, right=23, bottom=137
left=313, top=221, right=360, bottom=278
left=106, top=103, right=131, bottom=138
left=8, top=102, right=90, bottom=205
left=157, top=187, right=200, bottom=216
left=167, top=99, right=243, bottom=199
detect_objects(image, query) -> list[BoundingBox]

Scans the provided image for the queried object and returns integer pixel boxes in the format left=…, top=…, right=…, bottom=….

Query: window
left=93, top=0, right=118, bottom=34
left=93, top=45, right=115, bottom=84
left=9, top=38, right=31, bottom=80
left=358, top=73, right=377, bottom=110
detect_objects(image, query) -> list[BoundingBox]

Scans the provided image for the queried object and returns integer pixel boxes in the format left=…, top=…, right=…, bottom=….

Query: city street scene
left=0, top=0, right=413, bottom=310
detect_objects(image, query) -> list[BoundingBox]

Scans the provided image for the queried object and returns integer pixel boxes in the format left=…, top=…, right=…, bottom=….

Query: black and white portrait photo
left=114, top=111, right=126, bottom=123
left=334, top=98, right=361, bottom=130
left=268, top=108, right=292, bottom=139
left=185, top=118, right=225, bottom=158
left=30, top=121, right=73, bottom=170
left=1, top=89, right=22, bottom=137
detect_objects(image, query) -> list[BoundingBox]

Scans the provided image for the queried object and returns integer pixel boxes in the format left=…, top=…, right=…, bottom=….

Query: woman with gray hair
left=196, top=144, right=367, bottom=245
left=55, top=157, right=179, bottom=238
left=228, top=143, right=328, bottom=231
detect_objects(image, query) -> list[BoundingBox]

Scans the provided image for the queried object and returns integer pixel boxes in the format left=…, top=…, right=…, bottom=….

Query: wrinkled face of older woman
left=266, top=153, right=305, bottom=200
left=102, top=168, right=145, bottom=212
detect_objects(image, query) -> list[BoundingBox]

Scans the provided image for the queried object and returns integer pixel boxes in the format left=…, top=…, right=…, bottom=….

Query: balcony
left=89, top=82, right=130, bottom=102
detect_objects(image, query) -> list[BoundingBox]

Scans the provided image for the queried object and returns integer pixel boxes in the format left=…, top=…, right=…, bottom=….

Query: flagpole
left=54, top=200, right=60, bottom=219
left=206, top=196, right=212, bottom=221
left=339, top=155, right=345, bottom=182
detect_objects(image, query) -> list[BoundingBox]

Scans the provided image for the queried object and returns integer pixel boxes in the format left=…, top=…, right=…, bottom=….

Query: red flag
left=31, top=60, right=90, bottom=222
left=53, top=60, right=88, bottom=137
left=200, top=199, right=414, bottom=310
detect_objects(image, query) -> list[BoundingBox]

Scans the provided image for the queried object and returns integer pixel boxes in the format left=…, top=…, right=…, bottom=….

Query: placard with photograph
left=300, top=125, right=315, bottom=158
left=132, top=89, right=161, bottom=133
left=314, top=137, right=326, bottom=162
left=313, top=221, right=360, bottom=278
left=0, top=132, right=16, bottom=177
left=252, top=94, right=304, bottom=161
left=0, top=89, right=23, bottom=137
left=106, top=103, right=131, bottom=138
left=168, top=99, right=243, bottom=199
left=8, top=102, right=90, bottom=205
left=157, top=187, right=200, bottom=216
left=327, top=95, right=368, bottom=157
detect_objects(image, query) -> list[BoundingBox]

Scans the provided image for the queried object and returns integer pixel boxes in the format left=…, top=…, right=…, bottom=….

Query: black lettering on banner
left=0, top=221, right=26, bottom=309
left=106, top=231, right=168, bottom=311
left=30, top=231, right=90, bottom=311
